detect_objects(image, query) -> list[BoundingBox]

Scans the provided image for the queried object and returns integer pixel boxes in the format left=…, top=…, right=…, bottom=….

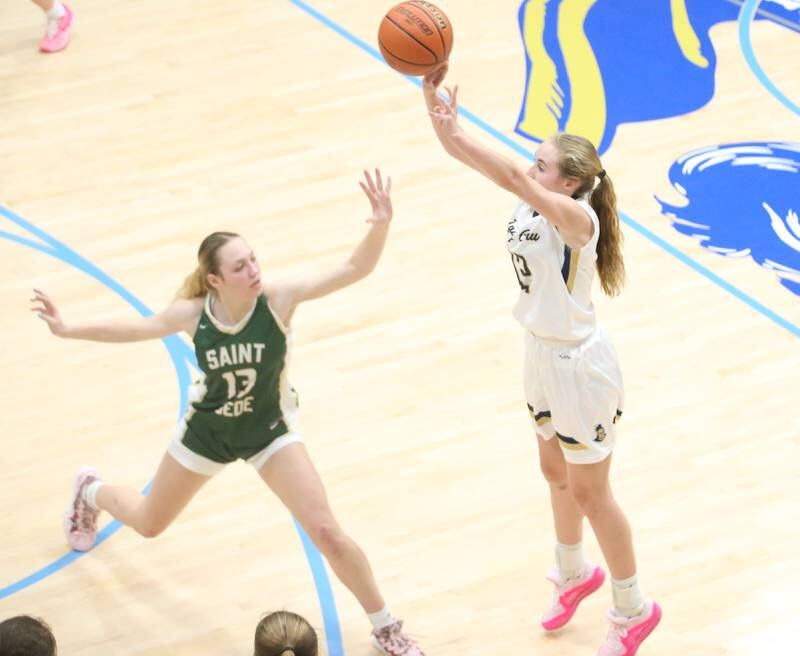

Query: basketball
left=378, top=2, right=453, bottom=76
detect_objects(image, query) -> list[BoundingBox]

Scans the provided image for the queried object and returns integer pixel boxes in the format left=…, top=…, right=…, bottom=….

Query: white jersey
left=506, top=198, right=599, bottom=342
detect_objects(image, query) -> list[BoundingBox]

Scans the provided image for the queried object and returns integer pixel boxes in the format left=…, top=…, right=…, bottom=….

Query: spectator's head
left=254, top=611, right=317, bottom=656
left=0, top=615, right=57, bottom=656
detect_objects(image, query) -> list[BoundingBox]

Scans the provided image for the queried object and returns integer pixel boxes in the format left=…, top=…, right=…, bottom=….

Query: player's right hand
left=423, top=61, right=449, bottom=96
left=31, top=289, right=67, bottom=337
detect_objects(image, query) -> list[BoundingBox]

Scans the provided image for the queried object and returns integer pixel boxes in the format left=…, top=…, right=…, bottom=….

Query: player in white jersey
left=423, top=64, right=661, bottom=656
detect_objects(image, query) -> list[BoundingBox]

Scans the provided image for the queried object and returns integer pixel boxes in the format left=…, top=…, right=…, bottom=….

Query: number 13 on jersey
left=216, top=367, right=257, bottom=417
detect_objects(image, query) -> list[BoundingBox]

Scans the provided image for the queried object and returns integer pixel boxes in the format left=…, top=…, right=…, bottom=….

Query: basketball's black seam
left=385, top=15, right=440, bottom=62
left=408, top=1, right=447, bottom=56
left=379, top=36, right=432, bottom=68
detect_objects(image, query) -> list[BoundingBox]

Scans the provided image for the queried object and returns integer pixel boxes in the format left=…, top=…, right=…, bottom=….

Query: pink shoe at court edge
left=63, top=466, right=101, bottom=552
left=372, top=620, right=426, bottom=656
left=542, top=564, right=606, bottom=631
left=597, top=599, right=662, bottom=656
left=40, top=4, right=73, bottom=53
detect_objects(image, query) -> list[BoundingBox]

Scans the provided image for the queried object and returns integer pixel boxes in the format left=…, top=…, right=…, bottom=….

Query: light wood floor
left=1, top=1, right=799, bottom=654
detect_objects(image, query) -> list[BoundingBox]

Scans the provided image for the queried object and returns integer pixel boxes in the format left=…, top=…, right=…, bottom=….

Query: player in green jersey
left=32, top=170, right=427, bottom=655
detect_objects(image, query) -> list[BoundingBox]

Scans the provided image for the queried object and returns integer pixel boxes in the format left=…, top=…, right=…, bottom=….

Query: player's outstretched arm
left=31, top=289, right=202, bottom=342
left=422, top=64, right=486, bottom=173
left=428, top=90, right=590, bottom=241
left=269, top=169, right=393, bottom=312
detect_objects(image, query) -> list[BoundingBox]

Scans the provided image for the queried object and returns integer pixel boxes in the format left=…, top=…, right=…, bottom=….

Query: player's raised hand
left=31, top=288, right=67, bottom=336
left=428, top=84, right=461, bottom=134
left=359, top=169, right=393, bottom=225
left=423, top=61, right=449, bottom=97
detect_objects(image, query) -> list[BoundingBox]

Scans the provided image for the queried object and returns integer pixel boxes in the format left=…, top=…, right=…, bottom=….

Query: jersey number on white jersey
left=511, top=254, right=533, bottom=293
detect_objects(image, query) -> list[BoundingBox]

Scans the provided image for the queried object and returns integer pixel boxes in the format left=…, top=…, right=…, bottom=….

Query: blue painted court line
left=0, top=205, right=342, bottom=656
left=0, top=209, right=184, bottom=601
left=738, top=0, right=800, bottom=116
left=619, top=212, right=799, bottom=337
left=294, top=519, right=344, bottom=656
left=287, top=0, right=532, bottom=160
left=725, top=0, right=800, bottom=34
left=288, top=0, right=799, bottom=340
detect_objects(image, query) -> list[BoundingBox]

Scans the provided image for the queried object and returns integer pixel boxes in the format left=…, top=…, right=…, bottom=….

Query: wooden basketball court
left=2, top=1, right=798, bottom=654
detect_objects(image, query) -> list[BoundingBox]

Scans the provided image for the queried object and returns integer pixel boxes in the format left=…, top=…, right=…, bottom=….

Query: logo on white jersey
left=507, top=217, right=517, bottom=243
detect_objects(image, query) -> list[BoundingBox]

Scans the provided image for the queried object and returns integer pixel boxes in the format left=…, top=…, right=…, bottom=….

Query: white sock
left=46, top=1, right=66, bottom=19
left=555, top=542, right=587, bottom=581
left=612, top=574, right=645, bottom=618
left=44, top=1, right=66, bottom=37
left=83, top=480, right=104, bottom=510
left=367, top=606, right=397, bottom=631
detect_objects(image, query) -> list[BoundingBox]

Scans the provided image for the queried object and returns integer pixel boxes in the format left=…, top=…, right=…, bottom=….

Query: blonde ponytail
left=589, top=172, right=625, bottom=297
left=254, top=611, right=317, bottom=656
left=552, top=133, right=625, bottom=297
left=174, top=231, right=240, bottom=300
left=175, top=267, right=208, bottom=300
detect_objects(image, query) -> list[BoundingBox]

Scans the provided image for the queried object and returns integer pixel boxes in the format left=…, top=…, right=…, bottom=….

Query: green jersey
left=180, top=294, right=298, bottom=463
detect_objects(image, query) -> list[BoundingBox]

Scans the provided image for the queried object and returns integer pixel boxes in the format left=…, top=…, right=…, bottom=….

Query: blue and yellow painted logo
left=515, top=0, right=799, bottom=154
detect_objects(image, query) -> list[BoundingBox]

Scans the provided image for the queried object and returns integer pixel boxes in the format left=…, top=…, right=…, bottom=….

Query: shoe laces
left=78, top=506, right=97, bottom=531
left=545, top=570, right=565, bottom=587
left=545, top=568, right=585, bottom=607
left=73, top=476, right=98, bottom=531
left=67, top=507, right=93, bottom=533
left=376, top=620, right=419, bottom=651
left=604, top=611, right=632, bottom=644
left=375, top=619, right=402, bottom=637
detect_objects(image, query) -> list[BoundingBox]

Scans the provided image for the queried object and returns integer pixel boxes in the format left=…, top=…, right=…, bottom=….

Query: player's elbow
left=503, top=166, right=526, bottom=195
left=342, top=260, right=373, bottom=286
left=351, top=261, right=377, bottom=282
left=442, top=139, right=463, bottom=161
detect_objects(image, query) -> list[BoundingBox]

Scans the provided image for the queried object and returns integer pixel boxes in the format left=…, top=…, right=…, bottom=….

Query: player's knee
left=312, top=522, right=348, bottom=560
left=540, top=459, right=567, bottom=488
left=136, top=520, right=169, bottom=539
left=539, top=449, right=567, bottom=487
left=569, top=481, right=609, bottom=517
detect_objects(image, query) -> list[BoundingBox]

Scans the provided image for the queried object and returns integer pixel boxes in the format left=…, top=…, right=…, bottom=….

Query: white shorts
left=523, top=327, right=624, bottom=464
left=167, top=428, right=304, bottom=477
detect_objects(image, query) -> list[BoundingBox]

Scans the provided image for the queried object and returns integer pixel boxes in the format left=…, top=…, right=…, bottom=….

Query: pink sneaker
left=542, top=564, right=606, bottom=630
left=39, top=3, right=73, bottom=53
left=597, top=599, right=662, bottom=655
left=63, top=466, right=100, bottom=552
left=371, top=620, right=426, bottom=656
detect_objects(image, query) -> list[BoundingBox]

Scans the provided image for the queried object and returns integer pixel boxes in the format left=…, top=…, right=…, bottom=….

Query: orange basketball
left=378, top=2, right=453, bottom=76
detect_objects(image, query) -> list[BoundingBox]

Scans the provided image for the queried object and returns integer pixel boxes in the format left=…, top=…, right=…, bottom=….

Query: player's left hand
left=359, top=168, right=393, bottom=225
left=428, top=84, right=460, bottom=130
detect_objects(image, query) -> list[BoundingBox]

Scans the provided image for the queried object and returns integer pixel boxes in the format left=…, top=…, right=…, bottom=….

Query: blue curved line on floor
left=0, top=204, right=193, bottom=601
left=739, top=0, right=800, bottom=116
left=0, top=230, right=55, bottom=254
left=0, top=205, right=343, bottom=656
left=287, top=0, right=799, bottom=339
left=293, top=519, right=344, bottom=656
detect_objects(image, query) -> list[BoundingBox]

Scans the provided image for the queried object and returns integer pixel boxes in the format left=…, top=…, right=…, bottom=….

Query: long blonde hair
left=254, top=611, right=318, bottom=656
left=174, top=231, right=240, bottom=300
left=552, top=133, right=625, bottom=296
